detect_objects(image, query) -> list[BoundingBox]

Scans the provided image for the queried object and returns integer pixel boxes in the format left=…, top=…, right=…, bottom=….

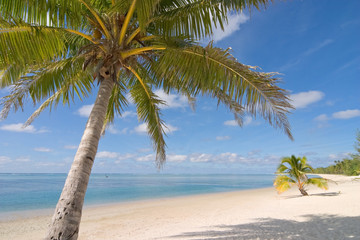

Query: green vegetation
left=0, top=0, right=293, bottom=239
left=274, top=155, right=328, bottom=196
left=314, top=131, right=360, bottom=176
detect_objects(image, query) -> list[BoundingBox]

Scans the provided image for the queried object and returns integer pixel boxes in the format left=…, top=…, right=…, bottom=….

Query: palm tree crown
left=1, top=0, right=293, bottom=239
left=1, top=0, right=293, bottom=166
left=274, top=155, right=328, bottom=196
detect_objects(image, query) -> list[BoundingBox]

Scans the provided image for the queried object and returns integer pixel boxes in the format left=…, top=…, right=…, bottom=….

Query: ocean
left=0, top=173, right=275, bottom=214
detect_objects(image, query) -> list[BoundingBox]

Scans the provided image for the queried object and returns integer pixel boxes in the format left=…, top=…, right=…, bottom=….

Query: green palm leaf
left=153, top=44, right=293, bottom=138
left=274, top=155, right=329, bottom=195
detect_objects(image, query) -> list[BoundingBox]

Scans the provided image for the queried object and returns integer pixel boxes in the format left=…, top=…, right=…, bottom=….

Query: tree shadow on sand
left=167, top=214, right=360, bottom=240
left=284, top=192, right=341, bottom=199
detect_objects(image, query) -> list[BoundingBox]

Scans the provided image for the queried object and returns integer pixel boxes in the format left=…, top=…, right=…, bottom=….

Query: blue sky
left=0, top=0, right=359, bottom=174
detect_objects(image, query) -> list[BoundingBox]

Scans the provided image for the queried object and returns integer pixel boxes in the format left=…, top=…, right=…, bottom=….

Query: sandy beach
left=0, top=174, right=359, bottom=240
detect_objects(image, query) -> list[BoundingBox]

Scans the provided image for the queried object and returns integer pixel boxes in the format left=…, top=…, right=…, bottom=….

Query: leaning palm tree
left=274, top=155, right=328, bottom=196
left=1, top=0, right=293, bottom=239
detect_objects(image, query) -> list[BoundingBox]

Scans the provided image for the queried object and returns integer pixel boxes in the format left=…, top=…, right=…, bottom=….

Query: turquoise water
left=0, top=173, right=274, bottom=213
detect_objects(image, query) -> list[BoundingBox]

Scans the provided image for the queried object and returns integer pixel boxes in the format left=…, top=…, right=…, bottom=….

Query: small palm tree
left=1, top=0, right=293, bottom=239
left=274, top=155, right=328, bottom=196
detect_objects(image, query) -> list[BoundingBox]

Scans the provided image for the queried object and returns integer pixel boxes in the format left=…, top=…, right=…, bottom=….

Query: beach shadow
left=282, top=191, right=340, bottom=199
left=310, top=192, right=340, bottom=197
left=167, top=214, right=360, bottom=240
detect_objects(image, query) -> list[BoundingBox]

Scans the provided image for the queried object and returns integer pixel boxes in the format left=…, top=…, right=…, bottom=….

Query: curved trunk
left=45, top=77, right=114, bottom=240
left=299, top=187, right=309, bottom=196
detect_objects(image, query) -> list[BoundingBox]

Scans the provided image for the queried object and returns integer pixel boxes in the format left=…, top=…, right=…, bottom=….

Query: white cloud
left=96, top=151, right=119, bottom=159
left=190, top=153, right=213, bottom=163
left=314, top=114, right=329, bottom=122
left=314, top=114, right=330, bottom=128
left=167, top=154, right=187, bottom=162
left=243, top=116, right=252, bottom=126
left=332, top=109, right=360, bottom=119
left=107, top=125, right=128, bottom=135
left=216, top=136, right=231, bottom=141
left=211, top=13, right=249, bottom=42
left=224, top=120, right=238, bottom=126
left=64, top=145, right=78, bottom=150
left=164, top=124, right=178, bottom=134
left=135, top=123, right=178, bottom=134
left=116, top=153, right=136, bottom=161
left=34, top=147, right=52, bottom=152
left=290, top=91, right=324, bottom=109
left=0, top=156, right=10, bottom=164
left=134, top=123, right=148, bottom=134
left=154, top=89, right=188, bottom=109
left=0, top=123, right=44, bottom=133
left=77, top=104, right=94, bottom=117
left=224, top=116, right=252, bottom=127
left=120, top=111, right=136, bottom=118
left=136, top=154, right=154, bottom=162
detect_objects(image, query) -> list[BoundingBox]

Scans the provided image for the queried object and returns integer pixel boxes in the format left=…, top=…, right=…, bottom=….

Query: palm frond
left=103, top=73, right=129, bottom=127
left=0, top=0, right=84, bottom=28
left=153, top=44, right=293, bottom=139
left=306, top=177, right=329, bottom=190
left=0, top=22, right=67, bottom=66
left=127, top=65, right=167, bottom=167
left=151, top=0, right=270, bottom=39
left=274, top=175, right=295, bottom=194
left=0, top=57, right=93, bottom=121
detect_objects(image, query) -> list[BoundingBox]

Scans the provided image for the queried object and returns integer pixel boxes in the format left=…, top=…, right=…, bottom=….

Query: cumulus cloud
left=154, top=89, right=189, bottom=109
left=314, top=109, right=360, bottom=128
left=136, top=154, right=154, bottom=162
left=211, top=13, right=249, bottom=42
left=64, top=145, right=78, bottom=150
left=332, top=109, right=360, bottom=119
left=167, top=154, right=187, bottom=162
left=96, top=151, right=119, bottom=159
left=77, top=104, right=94, bottom=117
left=314, top=114, right=329, bottom=122
left=224, top=120, right=238, bottom=126
left=107, top=125, right=128, bottom=135
left=0, top=123, right=47, bottom=133
left=135, top=123, right=178, bottom=134
left=34, top=147, right=52, bottom=152
left=189, top=153, right=213, bottom=163
left=290, top=91, right=324, bottom=109
left=134, top=123, right=148, bottom=134
left=120, top=111, right=136, bottom=118
left=96, top=151, right=135, bottom=162
left=224, top=116, right=253, bottom=127
left=216, top=136, right=231, bottom=141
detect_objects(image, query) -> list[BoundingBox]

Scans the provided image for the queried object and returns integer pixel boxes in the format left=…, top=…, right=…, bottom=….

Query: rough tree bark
left=45, top=77, right=114, bottom=240
left=299, top=187, right=309, bottom=196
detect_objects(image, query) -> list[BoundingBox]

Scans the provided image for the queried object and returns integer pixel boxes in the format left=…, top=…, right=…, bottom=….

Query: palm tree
left=0, top=0, right=293, bottom=239
left=274, top=155, right=328, bottom=196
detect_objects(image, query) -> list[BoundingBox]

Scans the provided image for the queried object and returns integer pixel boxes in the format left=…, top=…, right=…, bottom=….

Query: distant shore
left=1, top=174, right=359, bottom=240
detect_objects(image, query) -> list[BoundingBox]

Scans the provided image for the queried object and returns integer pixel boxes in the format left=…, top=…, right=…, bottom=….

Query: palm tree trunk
left=45, top=77, right=114, bottom=240
left=299, top=187, right=309, bottom=196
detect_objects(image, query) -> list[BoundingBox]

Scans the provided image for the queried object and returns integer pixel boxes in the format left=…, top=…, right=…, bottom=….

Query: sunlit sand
left=1, top=174, right=359, bottom=240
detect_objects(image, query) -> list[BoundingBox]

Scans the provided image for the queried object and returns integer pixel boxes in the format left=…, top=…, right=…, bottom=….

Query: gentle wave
left=0, top=173, right=275, bottom=213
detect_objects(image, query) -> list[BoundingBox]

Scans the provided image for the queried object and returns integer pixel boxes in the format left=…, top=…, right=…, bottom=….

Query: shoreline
left=0, top=186, right=273, bottom=221
left=1, top=175, right=359, bottom=240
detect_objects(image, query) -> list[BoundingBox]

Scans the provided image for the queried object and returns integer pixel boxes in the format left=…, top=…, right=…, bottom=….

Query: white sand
left=1, top=174, right=359, bottom=240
